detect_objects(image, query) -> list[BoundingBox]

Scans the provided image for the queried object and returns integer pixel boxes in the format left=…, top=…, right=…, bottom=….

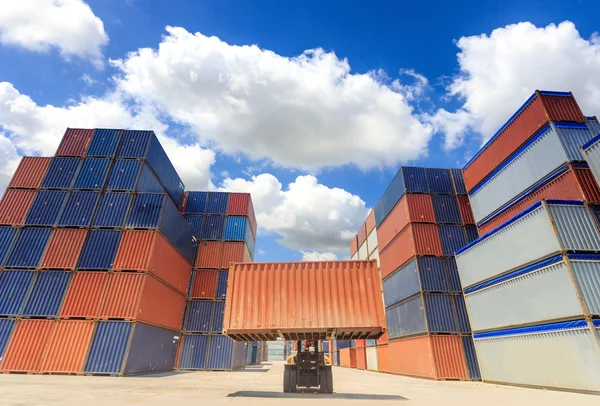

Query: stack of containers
left=458, top=91, right=600, bottom=392
left=370, top=166, right=480, bottom=381
left=0, top=128, right=196, bottom=376
left=177, top=191, right=256, bottom=371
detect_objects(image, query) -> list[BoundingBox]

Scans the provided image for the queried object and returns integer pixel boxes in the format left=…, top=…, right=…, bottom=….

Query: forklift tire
left=289, top=369, right=297, bottom=393
left=327, top=368, right=333, bottom=393
left=319, top=368, right=329, bottom=393
left=283, top=369, right=291, bottom=393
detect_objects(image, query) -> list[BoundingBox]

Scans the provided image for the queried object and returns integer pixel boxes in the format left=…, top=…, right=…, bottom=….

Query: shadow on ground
left=228, top=391, right=407, bottom=400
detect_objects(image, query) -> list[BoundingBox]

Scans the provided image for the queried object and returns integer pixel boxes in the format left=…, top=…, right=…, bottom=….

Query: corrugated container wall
left=57, top=191, right=100, bottom=227
left=77, top=229, right=122, bottom=270
left=4, top=227, right=52, bottom=268
left=1, top=319, right=54, bottom=373
left=39, top=320, right=95, bottom=374
left=24, top=190, right=67, bottom=226
left=123, top=323, right=179, bottom=375
left=22, top=271, right=71, bottom=317
left=0, top=226, right=18, bottom=265
left=55, top=128, right=94, bottom=157
left=84, top=321, right=132, bottom=375
left=105, top=160, right=163, bottom=194
left=0, top=270, right=35, bottom=316
left=92, top=193, right=132, bottom=228
left=8, top=157, right=51, bottom=189
left=0, top=189, right=36, bottom=226
left=85, top=129, right=123, bottom=158
left=40, top=229, right=87, bottom=270
left=73, top=158, right=111, bottom=190
left=40, top=157, right=81, bottom=190
left=0, top=319, right=16, bottom=366
left=60, top=272, right=109, bottom=319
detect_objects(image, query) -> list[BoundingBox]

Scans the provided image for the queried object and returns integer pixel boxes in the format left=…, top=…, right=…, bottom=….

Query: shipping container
left=377, top=344, right=391, bottom=373
left=4, top=227, right=52, bottom=268
left=205, top=192, right=228, bottom=215
left=426, top=168, right=454, bottom=195
left=358, top=224, right=367, bottom=247
left=358, top=240, right=368, bottom=260
left=189, top=270, right=218, bottom=299
left=456, top=200, right=600, bottom=289
left=84, top=320, right=131, bottom=375
left=39, top=319, right=94, bottom=374
left=177, top=334, right=209, bottom=370
left=86, top=129, right=123, bottom=158
left=474, top=320, right=600, bottom=391
left=450, top=169, right=467, bottom=195
left=388, top=334, right=468, bottom=380
left=196, top=241, right=223, bottom=269
left=92, top=192, right=132, bottom=228
left=207, top=335, right=247, bottom=371
left=57, top=191, right=100, bottom=227
left=201, top=215, right=225, bottom=240
left=117, top=130, right=185, bottom=207
left=224, top=216, right=251, bottom=242
left=60, top=272, right=109, bottom=319
left=478, top=164, right=600, bottom=234
left=221, top=241, right=252, bottom=267
left=340, top=348, right=356, bottom=368
left=373, top=168, right=425, bottom=227
left=1, top=319, right=54, bottom=373
left=223, top=261, right=386, bottom=341
left=73, top=158, right=111, bottom=190
left=105, top=159, right=163, bottom=194
left=432, top=195, right=461, bottom=224
left=228, top=193, right=256, bottom=238
left=216, top=270, right=228, bottom=300
left=125, top=193, right=195, bottom=264
left=456, top=195, right=475, bottom=225
left=55, top=128, right=94, bottom=157
left=366, top=346, right=378, bottom=371
left=40, top=157, right=81, bottom=190
left=350, top=235, right=358, bottom=257
left=469, top=122, right=595, bottom=223
left=0, top=319, right=16, bottom=368
left=112, top=230, right=192, bottom=295
left=210, top=301, right=226, bottom=333
left=184, top=301, right=213, bottom=333
left=365, top=209, right=376, bottom=233
left=367, top=228, right=378, bottom=255
left=333, top=350, right=340, bottom=366
left=21, top=271, right=71, bottom=318
left=463, top=91, right=586, bottom=192
left=99, top=273, right=186, bottom=332
left=380, top=223, right=443, bottom=280
left=356, top=347, right=367, bottom=370
left=8, top=157, right=51, bottom=189
left=462, top=335, right=481, bottom=380
left=377, top=194, right=436, bottom=252
left=464, top=254, right=600, bottom=332
left=184, top=214, right=203, bottom=238
left=0, top=226, right=18, bottom=265
left=76, top=229, right=122, bottom=270
left=0, top=270, right=35, bottom=316
left=184, top=191, right=208, bottom=214
left=0, top=189, right=36, bottom=226
left=24, top=190, right=67, bottom=226
left=39, top=229, right=87, bottom=270
left=438, top=225, right=468, bottom=256
left=123, top=322, right=179, bottom=375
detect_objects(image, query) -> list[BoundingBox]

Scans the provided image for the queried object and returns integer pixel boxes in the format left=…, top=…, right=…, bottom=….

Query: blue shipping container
left=426, top=168, right=454, bottom=195
left=4, top=228, right=52, bottom=268
left=0, top=319, right=16, bottom=362
left=462, top=335, right=481, bottom=380
left=86, top=129, right=123, bottom=158
left=178, top=334, right=209, bottom=370
left=73, top=158, right=111, bottom=190
left=445, top=257, right=462, bottom=292
left=383, top=258, right=420, bottom=307
left=77, top=229, right=122, bottom=270
left=451, top=168, right=467, bottom=195
left=57, top=191, right=100, bottom=227
left=105, top=159, right=164, bottom=194
left=224, top=216, right=248, bottom=241
left=184, top=215, right=203, bottom=239
left=439, top=225, right=467, bottom=256
left=22, top=271, right=71, bottom=317
left=92, top=193, right=132, bottom=228
left=210, top=301, right=225, bottom=333
left=432, top=195, right=461, bottom=224
left=366, top=339, right=377, bottom=347
left=0, top=270, right=35, bottom=316
left=216, top=270, right=228, bottom=300
left=453, top=295, right=471, bottom=333
left=424, top=294, right=458, bottom=333
left=84, top=321, right=132, bottom=375
left=336, top=340, right=351, bottom=349
left=403, top=167, right=429, bottom=193
left=24, top=190, right=67, bottom=226
left=40, top=157, right=81, bottom=189
left=184, top=192, right=208, bottom=214
left=185, top=301, right=212, bottom=333
left=117, top=130, right=185, bottom=207
left=201, top=215, right=225, bottom=241
left=465, top=225, right=479, bottom=244
left=386, top=295, right=427, bottom=339
left=207, top=335, right=242, bottom=370
left=123, top=323, right=179, bottom=375
left=205, top=192, right=229, bottom=215
left=0, top=227, right=18, bottom=265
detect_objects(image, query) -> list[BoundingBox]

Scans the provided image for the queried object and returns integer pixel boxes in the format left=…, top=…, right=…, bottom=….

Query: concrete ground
left=0, top=362, right=597, bottom=406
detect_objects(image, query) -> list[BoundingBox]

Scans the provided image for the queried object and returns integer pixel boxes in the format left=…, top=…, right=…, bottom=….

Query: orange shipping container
left=356, top=347, right=367, bottom=370
left=377, top=194, right=436, bottom=252
left=357, top=223, right=367, bottom=247
left=190, top=270, right=218, bottom=299
left=99, top=273, right=186, bottom=332
left=0, top=189, right=36, bottom=226
left=39, top=320, right=94, bottom=374
left=196, top=241, right=223, bottom=269
left=1, top=319, right=54, bottom=373
left=60, top=272, right=109, bottom=319
left=112, top=230, right=192, bottom=295
left=55, top=128, right=94, bottom=157
left=221, top=241, right=251, bottom=268
left=349, top=348, right=357, bottom=368
left=377, top=345, right=391, bottom=373
left=340, top=348, right=351, bottom=367
left=380, top=223, right=442, bottom=279
left=223, top=260, right=386, bottom=341
left=377, top=331, right=389, bottom=346
left=350, top=235, right=358, bottom=257
left=388, top=335, right=468, bottom=380
left=8, top=157, right=52, bottom=189
left=41, top=229, right=88, bottom=269
left=365, top=210, right=376, bottom=234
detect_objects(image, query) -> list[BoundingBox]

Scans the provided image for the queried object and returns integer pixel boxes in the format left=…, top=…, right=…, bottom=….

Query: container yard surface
left=0, top=361, right=598, bottom=406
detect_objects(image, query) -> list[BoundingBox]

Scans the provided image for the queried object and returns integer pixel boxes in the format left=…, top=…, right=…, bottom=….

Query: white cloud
left=301, top=251, right=338, bottom=261
left=0, top=133, right=21, bottom=196
left=219, top=174, right=369, bottom=253
left=0, top=82, right=215, bottom=191
left=110, top=26, right=433, bottom=170
left=257, top=249, right=265, bottom=256
left=435, top=21, right=600, bottom=149
left=0, top=0, right=108, bottom=65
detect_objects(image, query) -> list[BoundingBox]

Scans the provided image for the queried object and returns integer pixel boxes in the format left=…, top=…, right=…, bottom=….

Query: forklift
left=283, top=340, right=333, bottom=393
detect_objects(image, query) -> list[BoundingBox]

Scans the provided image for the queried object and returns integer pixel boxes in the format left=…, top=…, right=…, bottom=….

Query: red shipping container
left=196, top=241, right=223, bottom=269
left=0, top=189, right=36, bottom=226
left=356, top=347, right=367, bottom=370
left=40, top=228, right=88, bottom=269
left=99, top=273, right=186, bottom=332
left=60, top=272, right=109, bottom=319
left=478, top=164, right=600, bottom=235
left=456, top=195, right=475, bottom=225
left=388, top=335, right=468, bottom=380
left=1, top=319, right=54, bottom=372
left=227, top=193, right=257, bottom=238
left=190, top=269, right=218, bottom=299
left=380, top=223, right=443, bottom=279
left=221, top=241, right=251, bottom=268
left=112, top=230, right=192, bottom=295
left=357, top=223, right=367, bottom=247
left=377, top=194, right=436, bottom=252
left=55, top=128, right=94, bottom=157
left=377, top=345, right=391, bottom=373
left=39, top=319, right=95, bottom=374
left=8, top=157, right=52, bottom=189
left=463, top=91, right=585, bottom=192
left=365, top=210, right=376, bottom=234
left=355, top=339, right=366, bottom=348
left=350, top=235, right=358, bottom=257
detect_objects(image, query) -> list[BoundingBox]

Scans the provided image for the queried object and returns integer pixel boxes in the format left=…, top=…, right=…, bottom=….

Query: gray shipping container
left=582, top=133, right=600, bottom=188
left=470, top=123, right=596, bottom=224
left=465, top=254, right=600, bottom=332
left=456, top=200, right=600, bottom=289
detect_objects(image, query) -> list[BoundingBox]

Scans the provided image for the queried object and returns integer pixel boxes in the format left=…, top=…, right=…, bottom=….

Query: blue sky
left=1, top=0, right=600, bottom=262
